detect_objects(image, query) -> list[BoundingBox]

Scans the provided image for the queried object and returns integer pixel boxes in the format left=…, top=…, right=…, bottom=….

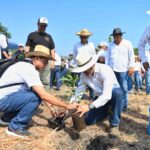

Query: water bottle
left=147, top=107, right=150, bottom=135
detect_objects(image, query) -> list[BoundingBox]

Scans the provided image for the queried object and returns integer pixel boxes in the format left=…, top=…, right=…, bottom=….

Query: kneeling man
left=70, top=53, right=123, bottom=137
left=0, top=45, right=75, bottom=137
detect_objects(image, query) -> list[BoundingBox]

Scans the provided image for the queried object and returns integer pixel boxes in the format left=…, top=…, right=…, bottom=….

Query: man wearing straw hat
left=73, top=28, right=96, bottom=99
left=0, top=45, right=76, bottom=138
left=107, top=28, right=135, bottom=111
left=71, top=52, right=123, bottom=137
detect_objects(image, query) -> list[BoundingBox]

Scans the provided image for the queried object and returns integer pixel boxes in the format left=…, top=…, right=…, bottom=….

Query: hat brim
left=110, top=32, right=125, bottom=36
left=25, top=51, right=54, bottom=60
left=71, top=55, right=98, bottom=73
left=38, top=23, right=48, bottom=26
left=76, top=32, right=92, bottom=36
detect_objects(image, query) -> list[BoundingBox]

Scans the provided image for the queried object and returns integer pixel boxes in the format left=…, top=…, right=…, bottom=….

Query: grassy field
left=0, top=85, right=150, bottom=150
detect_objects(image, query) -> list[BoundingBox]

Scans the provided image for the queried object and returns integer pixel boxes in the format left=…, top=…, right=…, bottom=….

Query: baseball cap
left=38, top=17, right=48, bottom=26
left=99, top=41, right=108, bottom=47
left=18, top=43, right=24, bottom=47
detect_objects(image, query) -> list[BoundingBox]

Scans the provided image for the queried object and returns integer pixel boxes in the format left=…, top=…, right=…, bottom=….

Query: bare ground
left=0, top=86, right=150, bottom=150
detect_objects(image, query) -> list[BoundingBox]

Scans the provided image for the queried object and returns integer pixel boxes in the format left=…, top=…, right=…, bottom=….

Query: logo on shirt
left=45, top=37, right=50, bottom=42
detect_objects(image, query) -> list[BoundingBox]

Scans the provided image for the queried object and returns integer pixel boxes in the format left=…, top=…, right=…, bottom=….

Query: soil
left=0, top=85, right=150, bottom=150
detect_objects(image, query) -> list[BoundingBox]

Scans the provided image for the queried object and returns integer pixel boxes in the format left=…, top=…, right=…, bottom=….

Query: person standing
left=50, top=53, right=61, bottom=90
left=138, top=26, right=150, bottom=95
left=97, top=41, right=108, bottom=64
left=108, top=28, right=135, bottom=111
left=0, top=33, right=10, bottom=59
left=73, top=28, right=96, bottom=99
left=25, top=17, right=55, bottom=89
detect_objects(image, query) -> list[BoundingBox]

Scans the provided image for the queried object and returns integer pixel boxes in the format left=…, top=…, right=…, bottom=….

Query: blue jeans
left=0, top=90, right=41, bottom=130
left=134, top=71, right=141, bottom=90
left=114, top=71, right=128, bottom=108
left=127, top=75, right=133, bottom=91
left=60, top=68, right=68, bottom=78
left=85, top=88, right=123, bottom=126
left=50, top=65, right=61, bottom=89
left=146, top=68, right=150, bottom=94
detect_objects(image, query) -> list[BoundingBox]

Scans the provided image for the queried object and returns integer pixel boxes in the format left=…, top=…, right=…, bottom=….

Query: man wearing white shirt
left=73, top=29, right=96, bottom=99
left=138, top=26, right=150, bottom=95
left=107, top=28, right=135, bottom=111
left=71, top=53, right=123, bottom=137
left=0, top=33, right=10, bottom=59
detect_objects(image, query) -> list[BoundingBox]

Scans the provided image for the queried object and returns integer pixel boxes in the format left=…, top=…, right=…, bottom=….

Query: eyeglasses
left=40, top=57, right=48, bottom=65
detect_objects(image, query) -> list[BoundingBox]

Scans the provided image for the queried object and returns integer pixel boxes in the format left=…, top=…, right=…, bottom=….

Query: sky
left=0, top=0, right=150, bottom=56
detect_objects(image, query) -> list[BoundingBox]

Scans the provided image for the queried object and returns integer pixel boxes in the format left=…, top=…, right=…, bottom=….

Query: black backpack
left=0, top=53, right=30, bottom=89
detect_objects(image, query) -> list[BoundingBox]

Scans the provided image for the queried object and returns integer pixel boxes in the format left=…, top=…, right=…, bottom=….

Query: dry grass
left=0, top=86, right=150, bottom=150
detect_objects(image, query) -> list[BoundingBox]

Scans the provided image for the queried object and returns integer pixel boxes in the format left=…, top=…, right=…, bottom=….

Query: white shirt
left=138, top=26, right=150, bottom=66
left=0, top=62, right=43, bottom=99
left=108, top=39, right=135, bottom=72
left=73, top=42, right=96, bottom=64
left=0, top=34, right=8, bottom=59
left=54, top=53, right=61, bottom=66
left=70, top=63, right=120, bottom=108
left=134, top=61, right=145, bottom=72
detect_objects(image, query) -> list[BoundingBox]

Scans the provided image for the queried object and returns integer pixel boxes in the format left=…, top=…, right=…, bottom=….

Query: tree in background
left=134, top=48, right=138, bottom=55
left=0, top=22, right=11, bottom=38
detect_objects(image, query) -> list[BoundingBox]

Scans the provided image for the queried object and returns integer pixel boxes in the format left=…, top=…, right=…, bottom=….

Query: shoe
left=6, top=127, right=31, bottom=138
left=109, top=126, right=120, bottom=138
left=0, top=118, right=9, bottom=126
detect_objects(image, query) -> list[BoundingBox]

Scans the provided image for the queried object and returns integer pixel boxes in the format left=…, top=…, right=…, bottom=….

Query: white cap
left=18, top=43, right=24, bottom=47
left=99, top=41, right=108, bottom=47
left=38, top=17, right=48, bottom=25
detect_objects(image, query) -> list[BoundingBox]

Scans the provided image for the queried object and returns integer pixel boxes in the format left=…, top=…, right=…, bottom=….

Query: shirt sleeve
left=138, top=27, right=150, bottom=63
left=0, top=35, right=8, bottom=49
left=92, top=66, right=114, bottom=108
left=91, top=43, right=96, bottom=55
left=48, top=35, right=55, bottom=50
left=128, top=41, right=135, bottom=68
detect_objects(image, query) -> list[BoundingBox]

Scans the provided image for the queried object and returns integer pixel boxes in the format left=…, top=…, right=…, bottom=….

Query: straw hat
left=25, top=45, right=54, bottom=60
left=71, top=53, right=98, bottom=73
left=76, top=28, right=92, bottom=36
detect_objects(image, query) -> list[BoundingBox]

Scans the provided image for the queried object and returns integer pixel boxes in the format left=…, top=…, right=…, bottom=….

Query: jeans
left=85, top=88, right=123, bottom=126
left=146, top=68, right=150, bottom=94
left=114, top=71, right=128, bottom=108
left=60, top=68, right=68, bottom=78
left=127, top=75, right=133, bottom=91
left=134, top=71, right=141, bottom=90
left=50, top=65, right=61, bottom=89
left=0, top=90, right=41, bottom=130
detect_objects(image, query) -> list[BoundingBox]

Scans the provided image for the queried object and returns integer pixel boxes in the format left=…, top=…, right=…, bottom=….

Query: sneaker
left=0, top=118, right=9, bottom=126
left=109, top=126, right=120, bottom=138
left=6, top=127, right=31, bottom=138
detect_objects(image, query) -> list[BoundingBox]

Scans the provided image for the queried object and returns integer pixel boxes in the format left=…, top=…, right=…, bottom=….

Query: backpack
left=0, top=53, right=30, bottom=89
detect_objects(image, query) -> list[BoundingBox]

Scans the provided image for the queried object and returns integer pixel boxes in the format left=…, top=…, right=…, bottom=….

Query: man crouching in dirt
left=0, top=45, right=76, bottom=138
left=70, top=52, right=123, bottom=138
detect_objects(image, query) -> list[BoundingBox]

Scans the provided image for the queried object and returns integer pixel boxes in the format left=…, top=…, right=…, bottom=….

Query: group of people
left=0, top=16, right=150, bottom=139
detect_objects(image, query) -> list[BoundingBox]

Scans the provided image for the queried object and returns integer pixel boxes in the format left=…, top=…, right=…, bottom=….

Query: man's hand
left=143, top=62, right=149, bottom=71
left=75, top=104, right=89, bottom=117
left=128, top=67, right=134, bottom=76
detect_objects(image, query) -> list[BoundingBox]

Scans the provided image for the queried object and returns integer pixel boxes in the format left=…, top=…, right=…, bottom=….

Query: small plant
left=61, top=71, right=85, bottom=103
